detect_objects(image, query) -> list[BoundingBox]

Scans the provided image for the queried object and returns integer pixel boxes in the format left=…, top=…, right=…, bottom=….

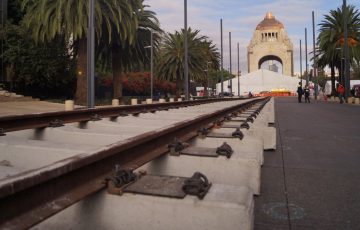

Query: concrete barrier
left=131, top=98, right=138, bottom=105
left=159, top=98, right=166, bottom=103
left=34, top=185, right=254, bottom=230
left=355, top=98, right=360, bottom=105
left=347, top=97, right=354, bottom=104
left=112, top=99, right=119, bottom=106
left=65, top=100, right=74, bottom=111
left=177, top=98, right=182, bottom=102
left=146, top=99, right=153, bottom=104
left=169, top=98, right=175, bottom=102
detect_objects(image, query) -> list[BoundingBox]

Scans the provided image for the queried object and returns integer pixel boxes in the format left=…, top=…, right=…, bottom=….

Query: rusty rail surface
left=0, top=98, right=265, bottom=229
left=0, top=98, right=243, bottom=133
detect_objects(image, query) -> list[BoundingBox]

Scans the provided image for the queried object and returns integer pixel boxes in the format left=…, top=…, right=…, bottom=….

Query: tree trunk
left=112, top=49, right=123, bottom=101
left=75, top=38, right=88, bottom=105
left=176, top=77, right=182, bottom=98
left=204, top=80, right=208, bottom=97
left=331, top=64, right=336, bottom=96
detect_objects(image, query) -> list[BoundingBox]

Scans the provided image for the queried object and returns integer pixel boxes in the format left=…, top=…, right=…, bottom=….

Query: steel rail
left=0, top=98, right=264, bottom=229
left=0, top=98, right=244, bottom=133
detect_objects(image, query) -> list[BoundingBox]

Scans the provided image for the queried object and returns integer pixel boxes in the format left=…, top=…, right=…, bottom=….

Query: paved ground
left=254, top=97, right=360, bottom=230
left=0, top=101, right=87, bottom=117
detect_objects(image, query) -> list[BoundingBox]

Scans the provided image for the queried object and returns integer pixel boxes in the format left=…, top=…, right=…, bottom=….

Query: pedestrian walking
left=297, top=84, right=303, bottom=103
left=304, top=85, right=310, bottom=103
left=337, top=83, right=345, bottom=104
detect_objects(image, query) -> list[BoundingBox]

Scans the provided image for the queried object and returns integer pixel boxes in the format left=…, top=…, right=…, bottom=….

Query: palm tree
left=21, top=0, right=139, bottom=105
left=317, top=4, right=360, bottom=95
left=156, top=28, right=220, bottom=96
left=97, top=1, right=162, bottom=99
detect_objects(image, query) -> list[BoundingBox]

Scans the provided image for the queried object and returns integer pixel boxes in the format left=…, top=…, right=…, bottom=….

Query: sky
left=145, top=0, right=360, bottom=75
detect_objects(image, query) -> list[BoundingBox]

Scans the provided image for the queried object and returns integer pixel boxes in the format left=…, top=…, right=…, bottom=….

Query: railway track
left=0, top=97, right=274, bottom=229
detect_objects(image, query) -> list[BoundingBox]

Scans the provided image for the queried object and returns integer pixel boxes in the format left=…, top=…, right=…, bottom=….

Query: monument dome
left=256, top=12, right=284, bottom=30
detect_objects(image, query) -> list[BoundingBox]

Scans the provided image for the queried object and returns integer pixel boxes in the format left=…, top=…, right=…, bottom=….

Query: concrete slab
left=0, top=143, right=84, bottom=175
left=33, top=184, right=254, bottom=230
left=190, top=137, right=263, bottom=165
left=139, top=151, right=261, bottom=195
left=210, top=127, right=276, bottom=150
left=7, top=127, right=132, bottom=147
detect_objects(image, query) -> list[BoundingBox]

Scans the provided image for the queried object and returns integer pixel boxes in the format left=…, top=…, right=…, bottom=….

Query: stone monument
left=247, top=12, right=294, bottom=76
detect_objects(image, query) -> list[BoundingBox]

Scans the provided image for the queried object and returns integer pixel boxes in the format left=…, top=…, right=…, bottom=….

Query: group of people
left=297, top=82, right=346, bottom=104
left=297, top=84, right=311, bottom=103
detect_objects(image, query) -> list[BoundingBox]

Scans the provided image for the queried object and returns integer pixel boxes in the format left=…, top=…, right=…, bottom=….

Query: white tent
left=216, top=69, right=301, bottom=95
left=324, top=80, right=360, bottom=95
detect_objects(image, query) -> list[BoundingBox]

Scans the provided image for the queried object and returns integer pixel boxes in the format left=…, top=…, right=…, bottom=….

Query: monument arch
left=247, top=12, right=294, bottom=76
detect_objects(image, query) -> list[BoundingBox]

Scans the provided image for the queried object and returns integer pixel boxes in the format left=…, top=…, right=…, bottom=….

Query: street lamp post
left=300, top=39, right=303, bottom=86
left=237, top=42, right=240, bottom=96
left=312, top=11, right=318, bottom=99
left=343, top=0, right=350, bottom=99
left=144, top=30, right=156, bottom=100
left=305, top=28, right=309, bottom=85
left=87, top=0, right=95, bottom=108
left=336, top=47, right=343, bottom=84
left=229, top=32, right=232, bottom=95
left=206, top=61, right=211, bottom=97
left=220, top=19, right=224, bottom=95
left=184, top=0, right=189, bottom=100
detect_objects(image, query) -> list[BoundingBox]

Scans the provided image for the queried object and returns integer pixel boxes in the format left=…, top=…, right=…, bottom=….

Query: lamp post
left=343, top=0, right=350, bottom=99
left=237, top=42, right=240, bottom=96
left=184, top=0, right=189, bottom=100
left=144, top=30, right=157, bottom=100
left=220, top=19, right=224, bottom=95
left=312, top=11, right=318, bottom=99
left=87, top=0, right=95, bottom=108
left=336, top=47, right=343, bottom=84
left=229, top=31, right=232, bottom=95
left=205, top=61, right=211, bottom=97
left=300, top=39, right=303, bottom=86
left=305, top=28, right=309, bottom=85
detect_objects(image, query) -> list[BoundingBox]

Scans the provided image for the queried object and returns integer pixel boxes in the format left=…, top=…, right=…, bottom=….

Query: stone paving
left=254, top=97, right=360, bottom=230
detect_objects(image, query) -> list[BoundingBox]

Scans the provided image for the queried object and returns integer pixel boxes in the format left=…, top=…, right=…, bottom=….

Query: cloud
left=146, top=0, right=360, bottom=74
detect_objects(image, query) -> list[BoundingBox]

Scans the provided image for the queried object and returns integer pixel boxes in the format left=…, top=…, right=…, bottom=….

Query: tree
left=97, top=1, right=162, bottom=100
left=156, top=28, right=220, bottom=96
left=317, top=4, right=360, bottom=95
left=21, top=0, right=139, bottom=105
left=2, top=23, right=76, bottom=98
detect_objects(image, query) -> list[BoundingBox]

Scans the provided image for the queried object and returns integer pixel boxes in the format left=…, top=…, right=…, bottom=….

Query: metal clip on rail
left=49, top=119, right=64, bottom=128
left=183, top=172, right=212, bottom=199
left=168, top=138, right=188, bottom=156
left=250, top=113, right=257, bottom=119
left=240, top=122, right=250, bottom=130
left=198, top=127, right=209, bottom=137
left=232, top=128, right=244, bottom=140
left=216, top=142, right=233, bottom=158
left=90, top=114, right=102, bottom=121
left=0, top=128, right=6, bottom=136
left=107, top=165, right=137, bottom=187
left=246, top=117, right=254, bottom=123
left=213, top=120, right=222, bottom=128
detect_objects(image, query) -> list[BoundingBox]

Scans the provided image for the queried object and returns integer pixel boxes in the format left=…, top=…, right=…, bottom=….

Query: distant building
left=269, top=63, right=278, bottom=73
